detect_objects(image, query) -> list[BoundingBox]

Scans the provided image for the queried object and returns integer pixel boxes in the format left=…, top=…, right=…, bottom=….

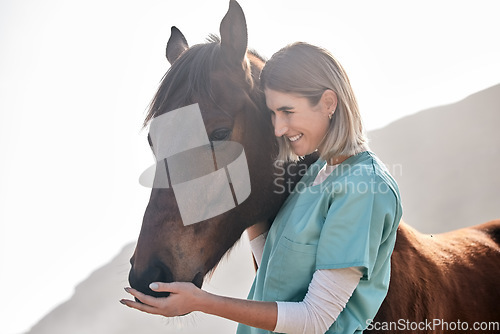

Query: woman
left=121, top=42, right=402, bottom=334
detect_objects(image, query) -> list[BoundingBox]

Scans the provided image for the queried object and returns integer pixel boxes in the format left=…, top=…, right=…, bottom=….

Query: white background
left=1, top=1, right=499, bottom=333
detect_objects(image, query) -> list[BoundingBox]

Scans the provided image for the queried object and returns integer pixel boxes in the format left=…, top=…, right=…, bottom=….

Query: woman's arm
left=246, top=220, right=271, bottom=240
left=274, top=267, right=362, bottom=334
left=121, top=267, right=360, bottom=333
left=121, top=282, right=278, bottom=331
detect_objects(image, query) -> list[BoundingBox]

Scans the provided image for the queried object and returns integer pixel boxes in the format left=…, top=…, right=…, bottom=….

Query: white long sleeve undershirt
left=274, top=267, right=361, bottom=334
left=250, top=231, right=268, bottom=267
left=250, top=234, right=362, bottom=334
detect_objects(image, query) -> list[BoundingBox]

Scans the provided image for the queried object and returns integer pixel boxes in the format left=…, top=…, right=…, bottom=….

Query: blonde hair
left=260, top=42, right=369, bottom=163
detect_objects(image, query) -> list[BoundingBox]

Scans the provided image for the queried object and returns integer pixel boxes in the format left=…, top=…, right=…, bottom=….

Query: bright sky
left=1, top=1, right=499, bottom=333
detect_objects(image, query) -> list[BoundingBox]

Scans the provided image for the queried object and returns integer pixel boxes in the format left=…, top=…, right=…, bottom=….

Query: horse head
left=128, top=0, right=308, bottom=298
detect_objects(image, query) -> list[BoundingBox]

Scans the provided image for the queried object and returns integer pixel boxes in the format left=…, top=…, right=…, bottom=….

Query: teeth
left=288, top=133, right=303, bottom=142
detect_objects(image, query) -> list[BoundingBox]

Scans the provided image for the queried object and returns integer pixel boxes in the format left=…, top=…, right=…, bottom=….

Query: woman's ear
left=321, top=89, right=338, bottom=116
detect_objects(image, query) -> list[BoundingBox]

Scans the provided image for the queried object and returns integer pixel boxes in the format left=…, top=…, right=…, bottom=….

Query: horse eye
left=210, top=128, right=232, bottom=141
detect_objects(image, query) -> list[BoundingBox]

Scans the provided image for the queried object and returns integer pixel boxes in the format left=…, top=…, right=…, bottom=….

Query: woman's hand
left=120, top=282, right=207, bottom=317
left=122, top=281, right=278, bottom=330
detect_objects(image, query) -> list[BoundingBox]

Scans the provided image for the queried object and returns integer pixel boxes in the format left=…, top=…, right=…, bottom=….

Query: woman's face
left=265, top=89, right=335, bottom=157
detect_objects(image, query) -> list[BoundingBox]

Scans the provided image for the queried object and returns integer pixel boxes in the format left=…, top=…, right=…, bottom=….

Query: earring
left=328, top=112, right=334, bottom=120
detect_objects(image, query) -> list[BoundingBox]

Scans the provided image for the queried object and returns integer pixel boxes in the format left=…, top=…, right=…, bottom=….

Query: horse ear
left=166, top=26, right=189, bottom=65
left=219, top=0, right=248, bottom=66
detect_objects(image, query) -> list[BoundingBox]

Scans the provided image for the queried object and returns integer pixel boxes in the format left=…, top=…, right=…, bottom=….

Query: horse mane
left=143, top=40, right=220, bottom=127
left=143, top=35, right=267, bottom=128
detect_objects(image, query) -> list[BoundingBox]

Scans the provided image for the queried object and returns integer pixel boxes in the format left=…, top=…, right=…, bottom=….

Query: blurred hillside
left=25, top=241, right=255, bottom=334
left=369, top=83, right=500, bottom=233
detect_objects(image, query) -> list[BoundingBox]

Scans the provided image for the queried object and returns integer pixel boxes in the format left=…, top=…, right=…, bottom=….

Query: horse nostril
left=153, top=260, right=174, bottom=283
left=129, top=261, right=174, bottom=298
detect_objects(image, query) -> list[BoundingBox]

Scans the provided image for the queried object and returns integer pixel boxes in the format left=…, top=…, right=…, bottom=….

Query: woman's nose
left=273, top=114, right=288, bottom=137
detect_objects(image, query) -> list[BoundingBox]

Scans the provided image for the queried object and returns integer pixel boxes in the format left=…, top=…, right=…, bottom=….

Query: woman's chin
left=292, top=148, right=312, bottom=157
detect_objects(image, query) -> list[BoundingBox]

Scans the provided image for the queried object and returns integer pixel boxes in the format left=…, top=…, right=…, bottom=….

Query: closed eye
left=268, top=108, right=294, bottom=115
left=277, top=106, right=294, bottom=115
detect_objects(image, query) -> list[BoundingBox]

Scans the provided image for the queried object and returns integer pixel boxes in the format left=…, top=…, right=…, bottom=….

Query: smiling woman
left=234, top=41, right=402, bottom=334
left=265, top=88, right=334, bottom=158
left=261, top=42, right=369, bottom=164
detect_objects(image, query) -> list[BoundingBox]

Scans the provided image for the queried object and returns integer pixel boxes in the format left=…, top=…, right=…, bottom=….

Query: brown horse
left=129, top=1, right=500, bottom=333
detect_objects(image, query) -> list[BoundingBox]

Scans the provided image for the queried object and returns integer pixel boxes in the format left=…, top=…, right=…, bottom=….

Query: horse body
left=371, top=220, right=500, bottom=333
left=129, top=1, right=500, bottom=331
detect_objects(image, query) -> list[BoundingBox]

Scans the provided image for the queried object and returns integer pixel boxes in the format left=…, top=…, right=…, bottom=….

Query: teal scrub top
left=237, top=151, right=402, bottom=334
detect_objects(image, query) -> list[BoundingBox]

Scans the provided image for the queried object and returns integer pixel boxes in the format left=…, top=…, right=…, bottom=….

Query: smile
left=288, top=133, right=303, bottom=142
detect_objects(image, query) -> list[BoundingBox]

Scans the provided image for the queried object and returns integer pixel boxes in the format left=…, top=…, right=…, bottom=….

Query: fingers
left=120, top=297, right=159, bottom=315
left=149, top=281, right=181, bottom=292
left=121, top=286, right=187, bottom=317
left=122, top=287, right=162, bottom=309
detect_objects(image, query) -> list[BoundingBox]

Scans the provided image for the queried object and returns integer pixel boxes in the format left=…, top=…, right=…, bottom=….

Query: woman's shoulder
left=326, top=151, right=401, bottom=200
left=342, top=151, right=394, bottom=179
